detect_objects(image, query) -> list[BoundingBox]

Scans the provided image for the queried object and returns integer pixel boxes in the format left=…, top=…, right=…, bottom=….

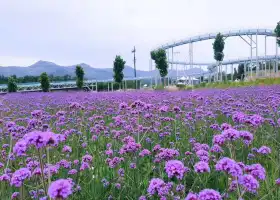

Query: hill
left=0, top=61, right=208, bottom=80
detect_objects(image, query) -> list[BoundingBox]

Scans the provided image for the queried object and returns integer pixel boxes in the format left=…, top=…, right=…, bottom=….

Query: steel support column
left=171, top=48, right=174, bottom=73
left=189, top=43, right=193, bottom=85
left=276, top=37, right=279, bottom=76
left=250, top=35, right=253, bottom=79
left=225, top=65, right=227, bottom=81
left=256, top=32, right=258, bottom=78
left=231, top=64, right=233, bottom=81
left=265, top=36, right=267, bottom=76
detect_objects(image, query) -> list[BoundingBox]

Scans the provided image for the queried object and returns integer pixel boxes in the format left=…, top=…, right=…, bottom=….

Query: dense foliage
left=75, top=66, right=85, bottom=89
left=151, top=49, right=169, bottom=78
left=7, top=76, right=18, bottom=92
left=39, top=72, right=50, bottom=92
left=0, top=75, right=74, bottom=85
left=0, top=87, right=280, bottom=199
left=113, top=56, right=126, bottom=86
left=275, top=21, right=280, bottom=46
left=213, top=33, right=225, bottom=62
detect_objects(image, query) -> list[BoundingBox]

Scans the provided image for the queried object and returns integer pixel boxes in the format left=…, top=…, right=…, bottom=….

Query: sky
left=0, top=0, right=279, bottom=71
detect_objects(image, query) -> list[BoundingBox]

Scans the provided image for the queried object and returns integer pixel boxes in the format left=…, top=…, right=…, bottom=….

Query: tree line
left=0, top=74, right=74, bottom=84
left=4, top=55, right=128, bottom=92
left=5, top=67, right=84, bottom=92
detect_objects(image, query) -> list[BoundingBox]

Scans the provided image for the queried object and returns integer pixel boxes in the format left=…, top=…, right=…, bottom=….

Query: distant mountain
left=0, top=61, right=208, bottom=80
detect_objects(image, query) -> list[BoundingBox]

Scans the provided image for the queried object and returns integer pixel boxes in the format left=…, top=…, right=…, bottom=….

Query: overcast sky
left=0, top=0, right=279, bottom=70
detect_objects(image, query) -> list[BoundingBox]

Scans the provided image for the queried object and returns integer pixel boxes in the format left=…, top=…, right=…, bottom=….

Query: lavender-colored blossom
left=138, top=196, right=147, bottom=200
left=13, top=140, right=27, bottom=157
left=215, top=157, right=242, bottom=177
left=257, top=146, right=271, bottom=155
left=221, top=128, right=240, bottom=141
left=11, top=168, right=31, bottom=187
left=68, top=169, right=78, bottom=175
left=155, top=148, right=179, bottom=162
left=147, top=178, right=172, bottom=197
left=130, top=163, right=136, bottom=169
left=245, top=164, right=266, bottom=180
left=48, top=179, right=73, bottom=199
left=164, top=160, right=188, bottom=180
left=11, top=192, right=19, bottom=199
left=82, top=154, right=93, bottom=163
left=62, top=145, right=72, bottom=153
left=176, top=184, right=185, bottom=192
left=0, top=174, right=10, bottom=182
left=198, top=189, right=222, bottom=200
left=276, top=178, right=280, bottom=185
left=238, top=174, right=259, bottom=193
left=185, top=192, right=198, bottom=200
left=213, top=134, right=226, bottom=146
left=80, top=162, right=90, bottom=171
left=239, top=131, right=254, bottom=145
left=210, top=144, right=224, bottom=153
left=139, top=149, right=151, bottom=157
left=194, top=161, right=210, bottom=173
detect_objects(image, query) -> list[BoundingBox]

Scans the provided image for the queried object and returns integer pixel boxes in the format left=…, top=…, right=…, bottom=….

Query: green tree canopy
left=75, top=65, right=85, bottom=89
left=39, top=72, right=50, bottom=92
left=237, top=64, right=245, bottom=80
left=7, top=76, right=17, bottom=92
left=113, top=55, right=126, bottom=84
left=150, top=49, right=168, bottom=78
left=213, top=33, right=225, bottom=62
left=275, top=21, right=280, bottom=47
left=233, top=68, right=238, bottom=80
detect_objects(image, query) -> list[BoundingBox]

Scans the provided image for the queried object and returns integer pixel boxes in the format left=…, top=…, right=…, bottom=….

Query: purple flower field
left=0, top=86, right=280, bottom=199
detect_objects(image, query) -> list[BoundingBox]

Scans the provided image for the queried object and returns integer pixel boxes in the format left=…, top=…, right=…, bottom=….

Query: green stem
left=5, top=131, right=13, bottom=169
left=38, top=149, right=47, bottom=196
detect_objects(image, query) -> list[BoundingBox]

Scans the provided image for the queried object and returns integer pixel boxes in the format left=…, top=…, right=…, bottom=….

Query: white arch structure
left=152, top=28, right=279, bottom=82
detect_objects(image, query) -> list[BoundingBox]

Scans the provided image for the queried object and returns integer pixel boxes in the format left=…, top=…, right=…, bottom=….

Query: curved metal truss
left=154, top=29, right=275, bottom=50
left=152, top=28, right=279, bottom=83
left=169, top=55, right=280, bottom=68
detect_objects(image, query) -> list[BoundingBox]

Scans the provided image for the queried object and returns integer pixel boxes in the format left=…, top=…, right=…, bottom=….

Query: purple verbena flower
left=198, top=189, right=222, bottom=200
left=238, top=174, right=259, bottom=193
left=164, top=160, right=188, bottom=180
left=194, top=161, right=210, bottom=173
left=48, top=179, right=73, bottom=199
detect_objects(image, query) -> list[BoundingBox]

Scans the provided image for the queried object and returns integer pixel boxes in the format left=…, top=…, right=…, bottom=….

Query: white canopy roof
left=178, top=76, right=199, bottom=81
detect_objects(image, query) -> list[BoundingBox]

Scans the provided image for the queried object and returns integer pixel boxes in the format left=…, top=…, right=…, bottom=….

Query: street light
left=132, top=46, right=137, bottom=89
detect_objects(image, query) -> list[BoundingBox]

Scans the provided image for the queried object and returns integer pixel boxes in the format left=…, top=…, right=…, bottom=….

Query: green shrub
left=75, top=66, right=84, bottom=89
left=7, top=76, right=17, bottom=92
left=154, top=85, right=165, bottom=90
left=176, top=84, right=186, bottom=90
left=39, top=72, right=50, bottom=92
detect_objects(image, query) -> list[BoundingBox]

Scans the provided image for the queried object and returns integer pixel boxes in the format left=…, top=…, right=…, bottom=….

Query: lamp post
left=132, top=46, right=136, bottom=89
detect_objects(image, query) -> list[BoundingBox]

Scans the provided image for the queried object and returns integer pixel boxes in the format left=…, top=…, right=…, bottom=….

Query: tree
left=113, top=56, right=126, bottom=88
left=7, top=76, right=17, bottom=92
left=150, top=49, right=168, bottom=84
left=275, top=21, right=280, bottom=47
left=75, top=65, right=84, bottom=89
left=39, top=72, right=50, bottom=92
left=233, top=68, right=238, bottom=80
left=237, top=64, right=245, bottom=80
left=213, top=33, right=225, bottom=81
